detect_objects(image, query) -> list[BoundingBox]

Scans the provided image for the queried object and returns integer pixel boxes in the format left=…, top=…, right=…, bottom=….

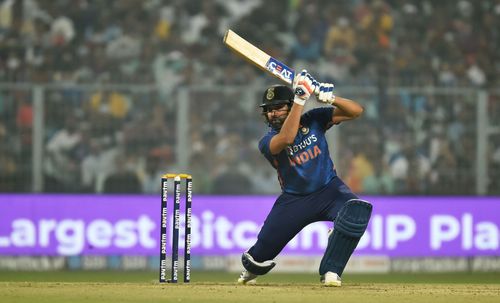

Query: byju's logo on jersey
left=266, top=58, right=294, bottom=83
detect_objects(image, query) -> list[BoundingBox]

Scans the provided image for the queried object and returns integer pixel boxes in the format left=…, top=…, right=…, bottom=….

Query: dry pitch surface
left=1, top=271, right=499, bottom=303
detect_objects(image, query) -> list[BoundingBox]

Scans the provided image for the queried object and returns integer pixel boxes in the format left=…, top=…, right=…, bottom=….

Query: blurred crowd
left=1, top=0, right=500, bottom=195
left=1, top=0, right=499, bottom=87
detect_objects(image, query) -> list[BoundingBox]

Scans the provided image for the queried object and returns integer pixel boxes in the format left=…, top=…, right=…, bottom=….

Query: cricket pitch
left=1, top=272, right=499, bottom=303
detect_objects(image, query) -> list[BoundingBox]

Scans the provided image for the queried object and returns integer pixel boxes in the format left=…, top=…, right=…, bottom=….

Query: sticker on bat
left=265, top=57, right=294, bottom=84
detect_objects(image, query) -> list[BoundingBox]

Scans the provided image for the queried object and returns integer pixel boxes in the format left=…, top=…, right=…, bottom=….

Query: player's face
left=266, top=104, right=289, bottom=129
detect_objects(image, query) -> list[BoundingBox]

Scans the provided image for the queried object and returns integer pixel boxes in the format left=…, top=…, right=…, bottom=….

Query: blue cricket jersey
left=259, top=107, right=337, bottom=195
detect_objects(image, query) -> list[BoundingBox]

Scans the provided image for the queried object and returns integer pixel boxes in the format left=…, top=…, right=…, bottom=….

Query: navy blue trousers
left=248, top=177, right=358, bottom=262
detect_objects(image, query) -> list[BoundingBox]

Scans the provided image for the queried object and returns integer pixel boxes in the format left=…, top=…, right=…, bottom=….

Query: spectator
left=103, top=153, right=141, bottom=193
left=0, top=122, right=19, bottom=191
left=44, top=115, right=82, bottom=192
left=290, top=28, right=322, bottom=66
left=362, top=159, right=395, bottom=195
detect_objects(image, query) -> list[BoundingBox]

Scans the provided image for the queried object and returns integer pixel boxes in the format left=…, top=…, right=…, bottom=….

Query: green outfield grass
left=0, top=271, right=499, bottom=303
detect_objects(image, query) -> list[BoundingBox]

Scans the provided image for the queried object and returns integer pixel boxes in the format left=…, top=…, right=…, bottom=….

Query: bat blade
left=223, top=29, right=295, bottom=85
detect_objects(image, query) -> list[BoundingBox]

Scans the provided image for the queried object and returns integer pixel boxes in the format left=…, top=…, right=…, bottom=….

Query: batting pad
left=319, top=199, right=372, bottom=276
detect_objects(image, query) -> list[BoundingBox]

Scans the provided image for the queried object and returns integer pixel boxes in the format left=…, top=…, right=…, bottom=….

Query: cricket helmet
left=259, top=85, right=294, bottom=113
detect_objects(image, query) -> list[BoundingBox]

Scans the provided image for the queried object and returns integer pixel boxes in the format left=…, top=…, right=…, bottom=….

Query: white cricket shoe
left=321, top=272, right=342, bottom=287
left=237, top=270, right=258, bottom=285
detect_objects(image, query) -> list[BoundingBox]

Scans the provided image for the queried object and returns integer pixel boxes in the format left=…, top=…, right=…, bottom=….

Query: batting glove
left=317, top=83, right=336, bottom=105
left=293, top=70, right=318, bottom=106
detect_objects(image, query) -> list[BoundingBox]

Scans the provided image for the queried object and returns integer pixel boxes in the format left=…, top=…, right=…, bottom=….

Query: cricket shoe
left=320, top=272, right=342, bottom=287
left=237, top=270, right=258, bottom=285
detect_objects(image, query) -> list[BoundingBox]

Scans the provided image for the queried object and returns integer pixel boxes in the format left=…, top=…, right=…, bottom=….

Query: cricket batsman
left=237, top=70, right=372, bottom=286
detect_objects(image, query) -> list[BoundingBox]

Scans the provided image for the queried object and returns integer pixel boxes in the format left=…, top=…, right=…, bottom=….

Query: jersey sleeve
left=302, top=107, right=334, bottom=130
left=258, top=132, right=277, bottom=168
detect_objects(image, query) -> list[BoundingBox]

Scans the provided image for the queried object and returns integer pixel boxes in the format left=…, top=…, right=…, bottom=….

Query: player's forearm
left=333, top=96, right=364, bottom=118
left=269, top=105, right=302, bottom=154
left=279, top=104, right=302, bottom=143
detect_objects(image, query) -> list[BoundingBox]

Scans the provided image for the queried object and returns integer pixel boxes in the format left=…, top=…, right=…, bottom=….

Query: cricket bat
left=223, top=29, right=297, bottom=86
